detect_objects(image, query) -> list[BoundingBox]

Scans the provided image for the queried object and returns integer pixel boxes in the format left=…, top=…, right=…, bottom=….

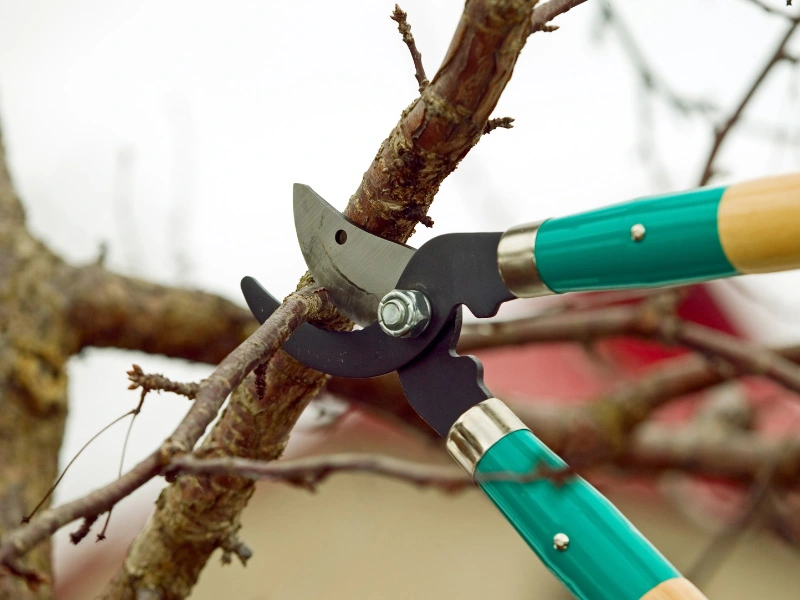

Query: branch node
left=220, top=533, right=253, bottom=566
left=69, top=515, right=99, bottom=545
left=484, top=116, right=515, bottom=135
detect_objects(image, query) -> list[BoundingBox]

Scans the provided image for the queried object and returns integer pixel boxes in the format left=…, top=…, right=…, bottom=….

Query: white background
left=0, top=0, right=798, bottom=576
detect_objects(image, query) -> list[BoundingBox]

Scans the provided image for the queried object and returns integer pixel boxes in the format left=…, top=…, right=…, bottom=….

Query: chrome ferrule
left=497, top=220, right=554, bottom=298
left=445, top=398, right=529, bottom=476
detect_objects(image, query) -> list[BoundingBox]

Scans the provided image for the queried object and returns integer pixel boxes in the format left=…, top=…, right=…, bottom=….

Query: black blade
left=241, top=276, right=429, bottom=378
left=397, top=310, right=493, bottom=438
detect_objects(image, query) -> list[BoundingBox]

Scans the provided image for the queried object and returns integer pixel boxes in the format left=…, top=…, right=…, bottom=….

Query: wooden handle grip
left=641, top=578, right=708, bottom=600
left=718, top=173, right=800, bottom=273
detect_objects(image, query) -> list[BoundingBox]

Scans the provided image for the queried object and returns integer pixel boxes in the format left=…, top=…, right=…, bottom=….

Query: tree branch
left=170, top=453, right=471, bottom=493
left=698, top=19, right=800, bottom=185
left=455, top=299, right=800, bottom=397
left=345, top=0, right=541, bottom=242
left=330, top=301, right=800, bottom=461
left=0, top=286, right=323, bottom=578
left=169, top=420, right=800, bottom=496
left=64, top=265, right=256, bottom=363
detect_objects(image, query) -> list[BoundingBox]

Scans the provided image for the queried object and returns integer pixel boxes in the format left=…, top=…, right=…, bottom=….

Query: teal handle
left=476, top=430, right=679, bottom=600
left=534, top=185, right=736, bottom=293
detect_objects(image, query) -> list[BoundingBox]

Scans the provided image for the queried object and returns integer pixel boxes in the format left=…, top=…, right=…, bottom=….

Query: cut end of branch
left=69, top=515, right=99, bottom=545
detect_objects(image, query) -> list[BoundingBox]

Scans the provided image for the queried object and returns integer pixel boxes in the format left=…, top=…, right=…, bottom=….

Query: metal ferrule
left=497, top=220, right=554, bottom=298
left=446, top=398, right=528, bottom=476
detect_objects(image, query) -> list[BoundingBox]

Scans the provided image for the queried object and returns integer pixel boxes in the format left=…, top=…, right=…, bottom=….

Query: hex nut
left=377, top=290, right=431, bottom=338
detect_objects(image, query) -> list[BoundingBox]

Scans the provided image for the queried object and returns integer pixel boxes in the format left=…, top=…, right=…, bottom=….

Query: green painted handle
left=498, top=173, right=800, bottom=296
left=476, top=430, right=681, bottom=600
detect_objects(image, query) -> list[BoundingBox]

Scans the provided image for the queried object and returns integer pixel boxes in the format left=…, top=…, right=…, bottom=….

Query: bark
left=0, top=126, right=68, bottom=598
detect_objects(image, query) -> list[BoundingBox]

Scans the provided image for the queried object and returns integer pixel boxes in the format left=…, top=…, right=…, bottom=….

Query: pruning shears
left=242, top=173, right=800, bottom=600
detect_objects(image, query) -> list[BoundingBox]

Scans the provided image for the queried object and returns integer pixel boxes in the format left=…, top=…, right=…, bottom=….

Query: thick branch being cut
left=100, top=2, right=584, bottom=597
left=345, top=0, right=545, bottom=242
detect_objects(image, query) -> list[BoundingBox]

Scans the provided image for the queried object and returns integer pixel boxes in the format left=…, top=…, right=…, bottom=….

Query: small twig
left=97, top=390, right=148, bottom=542
left=484, top=116, right=515, bottom=134
left=698, top=19, right=800, bottom=184
left=127, top=364, right=200, bottom=399
left=391, top=5, right=428, bottom=93
left=530, top=0, right=590, bottom=33
left=21, top=409, right=136, bottom=524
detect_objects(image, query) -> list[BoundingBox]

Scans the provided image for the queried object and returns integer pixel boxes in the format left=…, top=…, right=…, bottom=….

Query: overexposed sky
left=0, top=0, right=799, bottom=576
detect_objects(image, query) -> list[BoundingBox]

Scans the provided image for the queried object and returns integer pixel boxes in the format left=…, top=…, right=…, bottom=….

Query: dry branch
left=330, top=301, right=800, bottom=459
left=172, top=421, right=800, bottom=494
left=65, top=265, right=256, bottom=363
left=0, top=287, right=323, bottom=581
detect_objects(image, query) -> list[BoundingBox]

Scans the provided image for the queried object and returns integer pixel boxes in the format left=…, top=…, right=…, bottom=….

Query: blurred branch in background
left=598, top=0, right=800, bottom=187
left=698, top=11, right=800, bottom=185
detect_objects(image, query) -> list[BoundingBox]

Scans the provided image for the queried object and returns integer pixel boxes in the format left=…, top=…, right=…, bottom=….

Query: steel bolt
left=377, top=290, right=431, bottom=338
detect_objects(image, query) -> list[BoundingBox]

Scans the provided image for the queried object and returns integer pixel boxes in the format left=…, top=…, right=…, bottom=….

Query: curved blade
left=241, top=276, right=431, bottom=377
left=294, top=184, right=415, bottom=326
